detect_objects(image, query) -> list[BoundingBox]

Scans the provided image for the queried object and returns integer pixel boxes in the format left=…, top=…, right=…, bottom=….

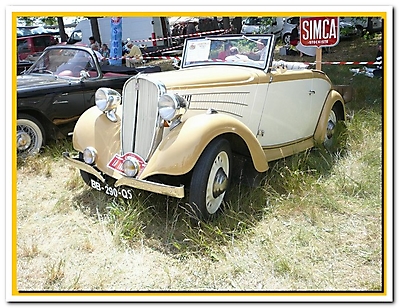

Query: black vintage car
left=17, top=44, right=160, bottom=158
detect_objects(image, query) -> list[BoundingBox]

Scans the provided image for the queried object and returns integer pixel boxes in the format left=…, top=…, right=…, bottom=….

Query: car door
left=48, top=83, right=92, bottom=127
left=48, top=76, right=124, bottom=126
left=256, top=71, right=314, bottom=147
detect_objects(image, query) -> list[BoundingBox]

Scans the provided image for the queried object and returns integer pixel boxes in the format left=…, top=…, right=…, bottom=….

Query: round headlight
left=158, top=94, right=177, bottom=121
left=95, top=88, right=121, bottom=112
left=158, top=93, right=186, bottom=121
left=83, top=147, right=97, bottom=165
left=122, top=157, right=140, bottom=177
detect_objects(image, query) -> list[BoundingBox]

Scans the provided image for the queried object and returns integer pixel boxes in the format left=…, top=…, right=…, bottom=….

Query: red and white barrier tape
left=305, top=61, right=382, bottom=66
left=120, top=57, right=381, bottom=66
left=142, top=44, right=183, bottom=56
left=106, top=56, right=181, bottom=61
left=132, top=28, right=227, bottom=45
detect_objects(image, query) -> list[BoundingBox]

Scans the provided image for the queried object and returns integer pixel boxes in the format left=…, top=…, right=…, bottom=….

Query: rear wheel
left=188, top=138, right=232, bottom=221
left=17, top=114, right=45, bottom=158
left=323, top=104, right=346, bottom=152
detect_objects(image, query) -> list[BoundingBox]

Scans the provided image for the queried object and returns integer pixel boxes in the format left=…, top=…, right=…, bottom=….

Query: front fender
left=72, top=106, right=122, bottom=171
left=140, top=113, right=268, bottom=179
left=314, top=89, right=345, bottom=143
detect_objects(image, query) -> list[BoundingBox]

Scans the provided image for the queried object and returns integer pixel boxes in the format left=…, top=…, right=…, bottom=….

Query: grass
left=16, top=34, right=385, bottom=291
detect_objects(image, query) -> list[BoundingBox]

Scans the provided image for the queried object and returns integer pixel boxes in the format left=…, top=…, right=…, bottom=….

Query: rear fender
left=314, top=89, right=345, bottom=143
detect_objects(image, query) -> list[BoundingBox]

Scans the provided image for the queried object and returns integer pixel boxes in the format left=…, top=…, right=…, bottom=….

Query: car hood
left=145, top=66, right=267, bottom=90
left=17, top=74, right=76, bottom=90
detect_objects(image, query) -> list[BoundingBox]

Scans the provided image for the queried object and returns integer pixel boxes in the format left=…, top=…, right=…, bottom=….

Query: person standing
left=90, top=43, right=104, bottom=62
left=372, top=41, right=383, bottom=77
left=89, top=36, right=99, bottom=49
left=100, top=43, right=110, bottom=64
left=247, top=39, right=267, bottom=61
left=186, top=21, right=196, bottom=36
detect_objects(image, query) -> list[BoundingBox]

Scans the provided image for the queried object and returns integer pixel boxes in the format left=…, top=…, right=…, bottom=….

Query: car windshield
left=181, top=34, right=275, bottom=70
left=27, top=48, right=99, bottom=78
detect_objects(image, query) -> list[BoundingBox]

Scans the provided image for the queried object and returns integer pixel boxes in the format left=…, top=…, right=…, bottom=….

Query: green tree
left=258, top=17, right=274, bottom=34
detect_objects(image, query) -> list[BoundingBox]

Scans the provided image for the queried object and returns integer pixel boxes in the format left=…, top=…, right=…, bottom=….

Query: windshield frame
left=24, top=45, right=101, bottom=79
left=181, top=34, right=275, bottom=71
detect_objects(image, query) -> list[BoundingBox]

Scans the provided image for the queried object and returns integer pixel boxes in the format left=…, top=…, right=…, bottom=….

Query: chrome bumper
left=62, top=152, right=185, bottom=199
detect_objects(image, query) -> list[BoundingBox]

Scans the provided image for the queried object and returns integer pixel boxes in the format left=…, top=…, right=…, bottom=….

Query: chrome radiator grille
left=121, top=76, right=162, bottom=160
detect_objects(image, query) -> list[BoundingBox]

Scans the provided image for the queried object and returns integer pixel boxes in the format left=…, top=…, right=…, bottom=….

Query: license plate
left=90, top=178, right=133, bottom=200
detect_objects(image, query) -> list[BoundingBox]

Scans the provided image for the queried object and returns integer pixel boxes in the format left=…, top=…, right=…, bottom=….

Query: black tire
left=188, top=138, right=232, bottom=221
left=17, top=114, right=45, bottom=158
left=80, top=170, right=97, bottom=187
left=283, top=33, right=291, bottom=45
left=78, top=153, right=98, bottom=187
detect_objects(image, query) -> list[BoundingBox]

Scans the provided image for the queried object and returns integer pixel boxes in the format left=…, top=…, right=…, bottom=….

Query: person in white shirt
left=90, top=43, right=104, bottom=62
left=247, top=39, right=267, bottom=61
left=225, top=46, right=250, bottom=62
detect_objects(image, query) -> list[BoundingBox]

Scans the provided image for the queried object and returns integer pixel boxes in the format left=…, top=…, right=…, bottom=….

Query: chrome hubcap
left=17, top=131, right=32, bottom=151
left=206, top=151, right=229, bottom=214
left=212, top=167, right=228, bottom=198
left=326, top=110, right=337, bottom=140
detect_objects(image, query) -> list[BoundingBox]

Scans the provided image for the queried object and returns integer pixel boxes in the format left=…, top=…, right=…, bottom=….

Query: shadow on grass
left=66, top=142, right=348, bottom=261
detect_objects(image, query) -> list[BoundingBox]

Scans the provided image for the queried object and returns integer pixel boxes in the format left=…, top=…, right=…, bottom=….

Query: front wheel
left=188, top=138, right=232, bottom=221
left=17, top=115, right=45, bottom=158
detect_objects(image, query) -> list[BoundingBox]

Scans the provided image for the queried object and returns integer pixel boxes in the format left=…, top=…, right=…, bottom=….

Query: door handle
left=309, top=90, right=315, bottom=95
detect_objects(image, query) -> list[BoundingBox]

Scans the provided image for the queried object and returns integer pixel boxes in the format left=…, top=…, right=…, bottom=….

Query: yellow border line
left=11, top=9, right=390, bottom=299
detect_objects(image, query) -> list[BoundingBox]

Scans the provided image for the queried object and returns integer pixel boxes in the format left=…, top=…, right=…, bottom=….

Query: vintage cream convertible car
left=63, top=34, right=351, bottom=220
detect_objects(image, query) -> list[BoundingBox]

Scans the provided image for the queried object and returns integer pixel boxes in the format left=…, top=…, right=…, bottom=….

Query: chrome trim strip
left=114, top=177, right=185, bottom=199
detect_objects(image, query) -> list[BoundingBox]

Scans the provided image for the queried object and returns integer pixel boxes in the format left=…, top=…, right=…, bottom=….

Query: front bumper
left=63, top=152, right=185, bottom=199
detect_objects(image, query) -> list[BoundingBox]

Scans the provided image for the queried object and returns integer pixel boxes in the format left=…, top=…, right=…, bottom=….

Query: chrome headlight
left=158, top=93, right=187, bottom=122
left=83, top=147, right=97, bottom=165
left=122, top=157, right=140, bottom=177
left=95, top=88, right=121, bottom=112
